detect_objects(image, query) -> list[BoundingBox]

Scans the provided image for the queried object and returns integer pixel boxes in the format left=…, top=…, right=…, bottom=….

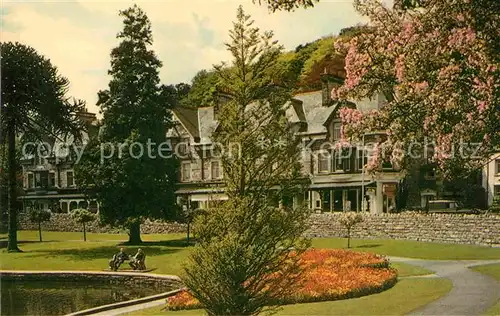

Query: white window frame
left=181, top=162, right=191, bottom=181
left=332, top=122, right=342, bottom=141
left=27, top=173, right=34, bottom=189
left=49, top=172, right=56, bottom=188
left=317, top=151, right=330, bottom=174
left=211, top=161, right=221, bottom=179
left=66, top=170, right=75, bottom=187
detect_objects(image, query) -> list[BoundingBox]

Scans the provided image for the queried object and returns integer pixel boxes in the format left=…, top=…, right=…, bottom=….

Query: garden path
left=389, top=257, right=500, bottom=316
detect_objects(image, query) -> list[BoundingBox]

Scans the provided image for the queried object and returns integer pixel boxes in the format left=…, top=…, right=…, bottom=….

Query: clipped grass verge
left=127, top=278, right=452, bottom=315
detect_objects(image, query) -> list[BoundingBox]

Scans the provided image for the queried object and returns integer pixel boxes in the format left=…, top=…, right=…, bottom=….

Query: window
left=211, top=161, right=221, bottom=179
left=318, top=152, right=329, bottom=173
left=382, top=161, right=393, bottom=170
left=494, top=185, right=500, bottom=196
left=333, top=151, right=344, bottom=172
left=66, top=171, right=75, bottom=187
left=496, top=160, right=500, bottom=174
left=28, top=173, right=34, bottom=189
left=333, top=122, right=341, bottom=141
left=49, top=172, right=56, bottom=187
left=357, top=149, right=368, bottom=171
left=181, top=162, right=191, bottom=181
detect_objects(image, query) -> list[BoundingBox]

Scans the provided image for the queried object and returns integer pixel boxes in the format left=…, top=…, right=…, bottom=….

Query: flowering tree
left=331, top=0, right=499, bottom=177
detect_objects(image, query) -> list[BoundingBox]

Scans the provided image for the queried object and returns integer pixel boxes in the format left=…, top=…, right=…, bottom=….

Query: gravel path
left=389, top=257, right=500, bottom=316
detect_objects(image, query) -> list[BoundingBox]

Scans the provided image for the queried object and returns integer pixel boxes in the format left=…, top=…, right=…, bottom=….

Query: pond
left=1, top=279, right=173, bottom=315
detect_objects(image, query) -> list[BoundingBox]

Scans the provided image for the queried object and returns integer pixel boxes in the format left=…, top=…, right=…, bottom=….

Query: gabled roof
left=172, top=107, right=200, bottom=140
left=169, top=90, right=384, bottom=142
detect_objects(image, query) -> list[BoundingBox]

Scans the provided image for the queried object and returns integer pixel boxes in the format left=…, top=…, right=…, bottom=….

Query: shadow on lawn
left=119, top=238, right=195, bottom=248
left=355, top=244, right=382, bottom=249
left=0, top=240, right=55, bottom=248
left=25, top=244, right=183, bottom=261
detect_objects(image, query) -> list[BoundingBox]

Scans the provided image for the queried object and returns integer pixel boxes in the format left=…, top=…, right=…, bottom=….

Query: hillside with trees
left=175, top=25, right=367, bottom=107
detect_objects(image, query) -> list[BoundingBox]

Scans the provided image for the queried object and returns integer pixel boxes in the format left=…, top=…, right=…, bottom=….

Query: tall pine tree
left=76, top=5, right=177, bottom=244
left=183, top=7, right=310, bottom=315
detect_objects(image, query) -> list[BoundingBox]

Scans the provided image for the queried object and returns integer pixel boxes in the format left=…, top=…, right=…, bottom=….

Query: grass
left=2, top=231, right=472, bottom=315
left=2, top=231, right=500, bottom=275
left=470, top=263, right=500, bottom=315
left=391, top=262, right=434, bottom=277
left=313, top=237, right=500, bottom=260
left=0, top=231, right=190, bottom=275
left=126, top=278, right=453, bottom=315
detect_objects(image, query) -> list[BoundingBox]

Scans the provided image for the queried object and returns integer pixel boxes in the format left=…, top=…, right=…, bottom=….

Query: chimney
left=76, top=108, right=97, bottom=125
left=320, top=68, right=344, bottom=107
left=214, top=89, right=231, bottom=120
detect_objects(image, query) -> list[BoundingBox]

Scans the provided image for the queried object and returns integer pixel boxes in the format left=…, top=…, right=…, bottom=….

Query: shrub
left=71, top=208, right=96, bottom=241
left=338, top=212, right=364, bottom=248
left=168, top=249, right=397, bottom=310
left=29, top=209, right=51, bottom=242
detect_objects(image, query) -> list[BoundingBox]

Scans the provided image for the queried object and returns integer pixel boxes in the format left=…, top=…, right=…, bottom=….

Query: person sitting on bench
left=129, top=248, right=146, bottom=270
left=109, top=248, right=129, bottom=271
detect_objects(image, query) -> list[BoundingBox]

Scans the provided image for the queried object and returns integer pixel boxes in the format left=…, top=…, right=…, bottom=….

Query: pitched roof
left=172, top=107, right=200, bottom=140
left=170, top=90, right=383, bottom=142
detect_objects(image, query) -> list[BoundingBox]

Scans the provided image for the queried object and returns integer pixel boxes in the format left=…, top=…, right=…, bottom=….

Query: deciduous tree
left=71, top=208, right=96, bottom=241
left=331, top=0, right=499, bottom=178
left=29, top=209, right=51, bottom=242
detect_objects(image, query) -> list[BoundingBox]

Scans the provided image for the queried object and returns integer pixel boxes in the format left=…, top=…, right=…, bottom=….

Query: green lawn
left=0, top=231, right=190, bottom=275
left=312, top=237, right=500, bottom=260
left=2, top=231, right=500, bottom=275
left=127, top=278, right=453, bottom=316
left=3, top=231, right=480, bottom=315
left=470, top=263, right=500, bottom=315
left=391, top=262, right=433, bottom=277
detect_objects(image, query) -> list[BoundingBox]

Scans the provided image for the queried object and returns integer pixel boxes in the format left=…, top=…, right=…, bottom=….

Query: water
left=1, top=280, right=171, bottom=315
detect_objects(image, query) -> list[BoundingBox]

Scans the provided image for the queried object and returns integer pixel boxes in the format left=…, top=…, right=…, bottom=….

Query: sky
left=1, top=0, right=370, bottom=115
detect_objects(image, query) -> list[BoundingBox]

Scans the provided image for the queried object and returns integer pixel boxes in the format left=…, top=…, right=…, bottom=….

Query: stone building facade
left=19, top=110, right=100, bottom=214
left=168, top=77, right=406, bottom=214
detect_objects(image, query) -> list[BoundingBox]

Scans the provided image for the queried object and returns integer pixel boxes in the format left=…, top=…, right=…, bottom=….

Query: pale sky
left=1, top=0, right=369, bottom=115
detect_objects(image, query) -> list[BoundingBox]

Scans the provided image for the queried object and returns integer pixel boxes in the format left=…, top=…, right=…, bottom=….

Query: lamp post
left=361, top=133, right=366, bottom=212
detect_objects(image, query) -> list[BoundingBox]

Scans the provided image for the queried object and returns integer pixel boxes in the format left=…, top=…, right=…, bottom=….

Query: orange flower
left=167, top=249, right=397, bottom=310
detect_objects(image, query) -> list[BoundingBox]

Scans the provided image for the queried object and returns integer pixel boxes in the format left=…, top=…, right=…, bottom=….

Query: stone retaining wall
left=17, top=213, right=186, bottom=235
left=0, top=270, right=182, bottom=289
left=16, top=212, right=500, bottom=246
left=305, top=212, right=500, bottom=246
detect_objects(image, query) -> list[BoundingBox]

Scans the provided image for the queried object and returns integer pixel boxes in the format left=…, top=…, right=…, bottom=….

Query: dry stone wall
left=16, top=212, right=500, bottom=246
left=306, top=212, right=500, bottom=246
left=17, top=213, right=186, bottom=235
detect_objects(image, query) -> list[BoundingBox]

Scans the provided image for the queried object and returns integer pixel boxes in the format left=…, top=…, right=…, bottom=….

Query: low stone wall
left=306, top=212, right=500, bottom=247
left=0, top=270, right=182, bottom=289
left=17, top=213, right=186, bottom=235
left=16, top=212, right=500, bottom=246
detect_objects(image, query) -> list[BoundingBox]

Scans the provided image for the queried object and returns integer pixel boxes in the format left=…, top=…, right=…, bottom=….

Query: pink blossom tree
left=332, top=0, right=499, bottom=177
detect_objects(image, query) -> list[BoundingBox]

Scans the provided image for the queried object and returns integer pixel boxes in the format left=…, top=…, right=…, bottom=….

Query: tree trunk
left=187, top=222, right=190, bottom=242
left=347, top=227, right=351, bottom=249
left=83, top=222, right=87, bottom=242
left=128, top=221, right=142, bottom=244
left=7, top=123, right=21, bottom=252
left=38, top=222, right=42, bottom=242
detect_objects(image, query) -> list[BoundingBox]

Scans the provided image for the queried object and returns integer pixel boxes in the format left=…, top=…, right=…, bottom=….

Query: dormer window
left=332, top=122, right=341, bottom=142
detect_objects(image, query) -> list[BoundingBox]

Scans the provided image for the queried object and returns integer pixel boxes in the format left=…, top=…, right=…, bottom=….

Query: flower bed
left=167, top=249, right=397, bottom=310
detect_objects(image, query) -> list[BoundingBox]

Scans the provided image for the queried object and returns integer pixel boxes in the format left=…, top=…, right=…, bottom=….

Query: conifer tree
left=76, top=5, right=177, bottom=244
left=183, top=7, right=310, bottom=315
